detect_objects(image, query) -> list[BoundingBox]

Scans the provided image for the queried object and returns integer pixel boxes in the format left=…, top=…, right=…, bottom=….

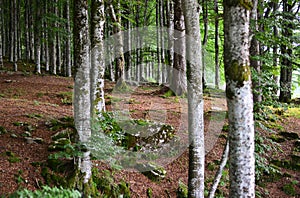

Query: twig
left=208, top=138, right=229, bottom=198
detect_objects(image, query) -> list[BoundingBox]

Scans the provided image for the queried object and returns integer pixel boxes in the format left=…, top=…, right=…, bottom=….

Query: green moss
left=227, top=0, right=253, bottom=10
left=177, top=180, right=188, bottom=198
left=226, top=60, right=251, bottom=87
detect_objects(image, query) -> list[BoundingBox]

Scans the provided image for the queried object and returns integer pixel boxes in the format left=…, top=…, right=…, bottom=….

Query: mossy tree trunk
left=183, top=0, right=205, bottom=197
left=224, top=0, right=255, bottom=197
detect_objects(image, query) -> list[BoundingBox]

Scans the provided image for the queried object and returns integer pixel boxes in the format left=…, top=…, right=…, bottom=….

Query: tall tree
left=279, top=0, right=295, bottom=102
left=73, top=0, right=92, bottom=194
left=214, top=0, right=220, bottom=89
left=108, top=0, right=125, bottom=84
left=171, top=0, right=186, bottom=96
left=0, top=0, right=3, bottom=69
left=183, top=0, right=205, bottom=197
left=34, top=0, right=41, bottom=74
left=224, top=1, right=255, bottom=197
left=65, top=0, right=72, bottom=77
left=250, top=0, right=262, bottom=104
left=91, top=0, right=106, bottom=114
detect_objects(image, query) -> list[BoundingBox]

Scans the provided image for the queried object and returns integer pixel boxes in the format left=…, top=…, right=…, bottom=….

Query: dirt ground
left=0, top=70, right=299, bottom=197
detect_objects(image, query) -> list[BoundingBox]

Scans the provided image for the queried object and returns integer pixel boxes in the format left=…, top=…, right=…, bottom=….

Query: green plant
left=282, top=180, right=299, bottom=196
left=9, top=186, right=81, bottom=198
left=58, top=92, right=73, bottom=105
left=255, top=123, right=282, bottom=182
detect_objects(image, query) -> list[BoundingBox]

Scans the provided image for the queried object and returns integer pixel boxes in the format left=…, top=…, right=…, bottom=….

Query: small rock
left=25, top=137, right=35, bottom=144
left=135, top=162, right=166, bottom=181
left=10, top=133, right=18, bottom=138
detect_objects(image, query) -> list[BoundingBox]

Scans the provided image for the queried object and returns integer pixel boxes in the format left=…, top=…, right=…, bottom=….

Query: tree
left=223, top=1, right=255, bottom=197
left=0, top=0, right=3, bottom=69
left=279, top=0, right=295, bottom=102
left=214, top=0, right=220, bottom=89
left=183, top=0, right=205, bottom=197
left=90, top=0, right=106, bottom=114
left=73, top=0, right=92, bottom=194
left=171, top=0, right=187, bottom=96
left=34, top=0, right=41, bottom=74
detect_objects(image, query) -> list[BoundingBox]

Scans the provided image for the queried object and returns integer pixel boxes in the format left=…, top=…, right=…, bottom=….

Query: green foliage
left=57, top=92, right=73, bottom=105
left=6, top=151, right=21, bottom=163
left=282, top=180, right=299, bottom=196
left=255, top=122, right=282, bottom=182
left=9, top=186, right=81, bottom=198
left=0, top=126, right=7, bottom=134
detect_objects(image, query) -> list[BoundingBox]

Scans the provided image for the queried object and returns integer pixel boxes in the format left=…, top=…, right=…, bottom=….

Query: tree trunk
left=13, top=0, right=18, bottom=71
left=279, top=0, right=294, bottom=103
left=108, top=0, right=125, bottom=84
left=183, top=0, right=205, bottom=197
left=65, top=0, right=72, bottom=77
left=224, top=1, right=255, bottom=197
left=91, top=0, right=106, bottom=114
left=214, top=0, right=220, bottom=89
left=51, top=0, right=57, bottom=75
left=155, top=0, right=161, bottom=84
left=73, top=0, right=92, bottom=194
left=250, top=0, right=262, bottom=104
left=0, top=0, right=3, bottom=69
left=171, top=0, right=186, bottom=96
left=34, top=0, right=41, bottom=74
left=166, top=0, right=174, bottom=84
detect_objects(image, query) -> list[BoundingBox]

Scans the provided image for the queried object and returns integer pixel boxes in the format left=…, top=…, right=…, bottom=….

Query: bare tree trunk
left=166, top=0, right=174, bottom=84
left=34, top=0, right=41, bottom=74
left=108, top=0, right=125, bottom=84
left=65, top=0, right=72, bottom=77
left=91, top=0, right=106, bottom=114
left=250, top=0, right=262, bottom=104
left=224, top=1, right=255, bottom=197
left=13, top=0, right=18, bottom=71
left=183, top=0, right=205, bottom=197
left=51, top=0, right=57, bottom=75
left=156, top=0, right=161, bottom=84
left=171, top=0, right=186, bottom=96
left=73, top=0, right=92, bottom=194
left=0, top=0, right=3, bottom=69
left=279, top=0, right=294, bottom=103
left=214, top=0, right=220, bottom=89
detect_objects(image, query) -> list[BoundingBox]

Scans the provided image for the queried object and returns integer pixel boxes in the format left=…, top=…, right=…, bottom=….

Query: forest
left=0, top=0, right=299, bottom=197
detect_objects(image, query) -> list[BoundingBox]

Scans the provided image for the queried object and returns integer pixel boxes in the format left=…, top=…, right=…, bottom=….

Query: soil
left=0, top=69, right=299, bottom=197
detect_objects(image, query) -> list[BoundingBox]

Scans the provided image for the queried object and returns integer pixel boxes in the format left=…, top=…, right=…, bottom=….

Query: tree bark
left=0, top=0, right=3, bottom=69
left=91, top=0, right=106, bottom=114
left=65, top=0, right=72, bottom=77
left=279, top=0, right=294, bottom=103
left=224, top=1, right=255, bottom=197
left=108, top=0, right=125, bottom=84
left=34, top=0, right=41, bottom=74
left=183, top=0, right=205, bottom=197
left=171, top=0, right=186, bottom=96
left=250, top=0, right=262, bottom=104
left=73, top=0, right=92, bottom=192
left=214, top=0, right=220, bottom=89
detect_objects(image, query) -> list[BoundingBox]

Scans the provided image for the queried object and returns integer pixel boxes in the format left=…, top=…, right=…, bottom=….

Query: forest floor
left=0, top=68, right=299, bottom=197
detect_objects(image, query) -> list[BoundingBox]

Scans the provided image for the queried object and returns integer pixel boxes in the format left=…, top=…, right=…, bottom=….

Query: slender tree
left=108, top=0, right=125, bottom=84
left=279, top=0, right=294, bottom=102
left=0, top=0, right=3, bottom=69
left=91, top=0, right=106, bottom=114
left=214, top=0, right=220, bottom=89
left=183, top=0, right=205, bottom=197
left=224, top=1, right=255, bottom=197
left=73, top=0, right=92, bottom=193
left=34, top=0, right=41, bottom=74
left=250, top=0, right=262, bottom=104
left=171, top=0, right=186, bottom=96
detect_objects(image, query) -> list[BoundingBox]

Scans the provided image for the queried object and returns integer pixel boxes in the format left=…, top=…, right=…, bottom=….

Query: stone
left=135, top=162, right=166, bottom=181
